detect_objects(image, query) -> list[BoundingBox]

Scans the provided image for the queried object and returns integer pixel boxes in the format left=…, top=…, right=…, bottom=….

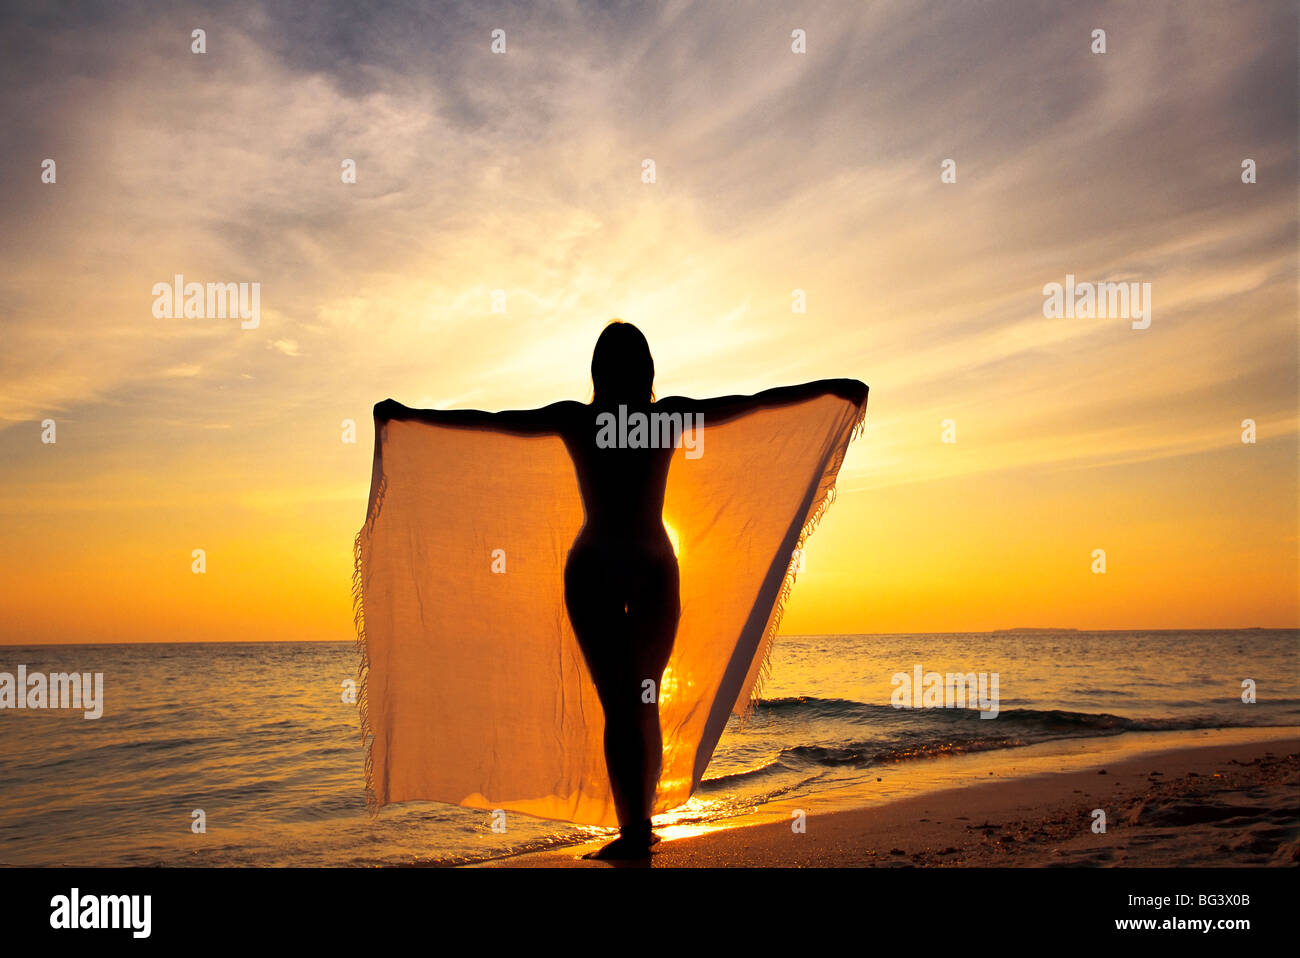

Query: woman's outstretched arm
left=656, top=379, right=866, bottom=426
left=374, top=398, right=581, bottom=436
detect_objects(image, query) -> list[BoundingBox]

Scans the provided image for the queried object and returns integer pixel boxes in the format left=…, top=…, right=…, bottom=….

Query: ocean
left=1, top=630, right=1296, bottom=866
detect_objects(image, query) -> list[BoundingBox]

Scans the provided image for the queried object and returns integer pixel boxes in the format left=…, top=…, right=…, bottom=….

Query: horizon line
left=1, top=625, right=1296, bottom=649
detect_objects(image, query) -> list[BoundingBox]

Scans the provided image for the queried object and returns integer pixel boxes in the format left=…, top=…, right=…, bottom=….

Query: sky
left=0, top=0, right=1296, bottom=643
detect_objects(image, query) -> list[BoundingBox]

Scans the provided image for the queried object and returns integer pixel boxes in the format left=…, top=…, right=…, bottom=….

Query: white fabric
left=355, top=392, right=866, bottom=826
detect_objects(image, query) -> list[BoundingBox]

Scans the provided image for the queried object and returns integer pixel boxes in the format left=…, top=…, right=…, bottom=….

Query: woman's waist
left=571, top=523, right=674, bottom=555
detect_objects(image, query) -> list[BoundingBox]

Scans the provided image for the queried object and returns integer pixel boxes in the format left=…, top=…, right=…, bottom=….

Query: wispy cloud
left=0, top=0, right=1294, bottom=637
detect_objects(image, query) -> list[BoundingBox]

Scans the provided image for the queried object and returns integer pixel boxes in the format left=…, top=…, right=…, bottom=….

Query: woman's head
left=591, top=320, right=654, bottom=405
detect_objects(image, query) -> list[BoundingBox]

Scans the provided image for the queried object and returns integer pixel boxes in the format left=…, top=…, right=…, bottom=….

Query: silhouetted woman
left=378, top=320, right=866, bottom=859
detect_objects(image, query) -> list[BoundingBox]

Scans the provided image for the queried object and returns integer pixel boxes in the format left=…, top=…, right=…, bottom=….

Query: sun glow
left=662, top=518, right=681, bottom=558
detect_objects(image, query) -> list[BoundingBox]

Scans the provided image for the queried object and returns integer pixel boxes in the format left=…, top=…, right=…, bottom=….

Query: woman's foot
left=582, top=820, right=658, bottom=860
left=582, top=834, right=652, bottom=860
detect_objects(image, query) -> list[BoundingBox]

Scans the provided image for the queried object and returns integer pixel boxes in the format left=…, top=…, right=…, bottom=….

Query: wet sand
left=474, top=730, right=1299, bottom=867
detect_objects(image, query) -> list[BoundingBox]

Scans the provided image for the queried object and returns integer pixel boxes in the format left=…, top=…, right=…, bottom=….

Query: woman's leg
left=621, top=553, right=680, bottom=831
left=564, top=548, right=680, bottom=855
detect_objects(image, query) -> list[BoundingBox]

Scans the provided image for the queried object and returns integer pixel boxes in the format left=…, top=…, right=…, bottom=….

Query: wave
left=750, top=695, right=1285, bottom=730
left=702, top=696, right=1287, bottom=788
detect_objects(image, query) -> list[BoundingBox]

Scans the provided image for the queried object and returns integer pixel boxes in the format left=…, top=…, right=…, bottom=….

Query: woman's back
left=561, top=401, right=677, bottom=548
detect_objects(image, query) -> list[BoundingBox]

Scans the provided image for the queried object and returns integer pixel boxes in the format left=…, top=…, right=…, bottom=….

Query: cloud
left=162, top=364, right=203, bottom=378
left=0, top=0, right=1294, bottom=486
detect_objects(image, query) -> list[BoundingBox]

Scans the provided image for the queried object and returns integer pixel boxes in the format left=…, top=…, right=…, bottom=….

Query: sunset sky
left=1, top=0, right=1295, bottom=643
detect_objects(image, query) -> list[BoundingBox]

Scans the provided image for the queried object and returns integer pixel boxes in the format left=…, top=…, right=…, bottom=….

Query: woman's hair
left=591, top=320, right=654, bottom=404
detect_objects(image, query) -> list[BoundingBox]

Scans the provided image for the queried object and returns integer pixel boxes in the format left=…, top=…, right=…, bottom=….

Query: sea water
left=0, top=631, right=1295, bottom=866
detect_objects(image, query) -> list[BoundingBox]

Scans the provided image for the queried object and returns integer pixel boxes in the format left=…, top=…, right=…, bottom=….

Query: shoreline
left=472, top=727, right=1300, bottom=867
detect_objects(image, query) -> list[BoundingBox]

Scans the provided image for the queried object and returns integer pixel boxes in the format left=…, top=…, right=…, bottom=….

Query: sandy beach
left=476, top=729, right=1300, bottom=867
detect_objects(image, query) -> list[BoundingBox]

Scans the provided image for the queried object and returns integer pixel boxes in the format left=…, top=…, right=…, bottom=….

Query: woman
left=377, top=320, right=866, bottom=859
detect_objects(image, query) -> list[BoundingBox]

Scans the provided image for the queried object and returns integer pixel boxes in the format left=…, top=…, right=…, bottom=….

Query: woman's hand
left=826, top=379, right=868, bottom=405
left=373, top=398, right=406, bottom=421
